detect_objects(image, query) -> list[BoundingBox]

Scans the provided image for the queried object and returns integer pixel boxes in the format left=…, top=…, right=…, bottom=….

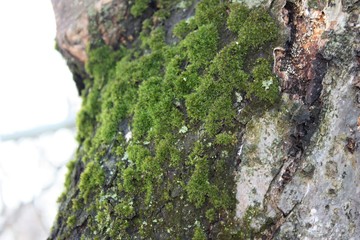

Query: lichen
left=53, top=1, right=280, bottom=238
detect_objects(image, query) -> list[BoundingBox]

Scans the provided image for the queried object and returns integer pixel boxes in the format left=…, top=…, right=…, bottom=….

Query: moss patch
left=53, top=1, right=280, bottom=239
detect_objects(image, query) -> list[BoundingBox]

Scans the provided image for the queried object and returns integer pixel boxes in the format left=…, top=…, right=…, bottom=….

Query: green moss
left=247, top=58, right=280, bottom=104
left=130, top=0, right=151, bottom=17
left=66, top=215, right=76, bottom=228
left=227, top=3, right=250, bottom=34
left=156, top=0, right=177, bottom=9
left=85, top=45, right=122, bottom=80
left=75, top=87, right=99, bottom=143
left=176, top=0, right=194, bottom=9
left=205, top=208, right=215, bottom=222
left=114, top=198, right=136, bottom=219
left=183, top=23, right=219, bottom=67
left=186, top=154, right=211, bottom=208
left=71, top=198, right=82, bottom=211
left=209, top=41, right=249, bottom=88
left=172, top=18, right=197, bottom=39
left=215, top=132, right=236, bottom=146
left=55, top=2, right=281, bottom=239
left=155, top=137, right=181, bottom=165
left=79, top=161, right=105, bottom=203
left=185, top=75, right=216, bottom=121
left=143, top=27, right=166, bottom=51
left=192, top=226, right=206, bottom=240
left=205, top=94, right=236, bottom=136
left=122, top=166, right=139, bottom=193
left=237, top=8, right=278, bottom=48
left=194, top=0, right=227, bottom=29
left=153, top=9, right=171, bottom=22
left=132, top=76, right=163, bottom=140
left=64, top=159, right=76, bottom=192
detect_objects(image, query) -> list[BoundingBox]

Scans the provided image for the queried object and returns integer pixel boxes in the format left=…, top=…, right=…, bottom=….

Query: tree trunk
left=50, top=0, right=360, bottom=239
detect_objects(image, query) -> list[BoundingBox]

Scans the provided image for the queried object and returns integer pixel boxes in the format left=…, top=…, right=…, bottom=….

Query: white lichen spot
left=310, top=208, right=317, bottom=215
left=176, top=0, right=190, bottom=10
left=179, top=125, right=188, bottom=134
left=262, top=78, right=273, bottom=90
left=122, top=152, right=129, bottom=161
left=235, top=92, right=243, bottom=103
left=221, top=150, right=229, bottom=158
left=125, top=131, right=132, bottom=142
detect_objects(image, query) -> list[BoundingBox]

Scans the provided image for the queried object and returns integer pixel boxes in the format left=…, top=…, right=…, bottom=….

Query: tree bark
left=50, top=0, right=360, bottom=239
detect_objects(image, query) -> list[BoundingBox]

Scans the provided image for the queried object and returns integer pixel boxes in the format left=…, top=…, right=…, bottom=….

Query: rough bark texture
left=51, top=0, right=359, bottom=239
left=51, top=0, right=149, bottom=93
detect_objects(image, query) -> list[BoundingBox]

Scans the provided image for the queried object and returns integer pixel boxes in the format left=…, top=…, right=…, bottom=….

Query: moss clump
left=209, top=41, right=249, bottom=86
left=186, top=142, right=211, bottom=208
left=192, top=226, right=206, bottom=240
left=215, top=132, right=236, bottom=146
left=78, top=161, right=105, bottom=203
left=237, top=8, right=278, bottom=48
left=141, top=27, right=166, bottom=51
left=227, top=3, right=250, bottom=34
left=194, top=0, right=228, bottom=29
left=130, top=0, right=151, bottom=17
left=247, top=58, right=280, bottom=104
left=172, top=18, right=197, bottom=39
left=54, top=1, right=280, bottom=239
left=85, top=45, right=121, bottom=80
left=183, top=23, right=219, bottom=66
left=131, top=0, right=188, bottom=18
left=66, top=215, right=76, bottom=228
left=205, top=208, right=216, bottom=222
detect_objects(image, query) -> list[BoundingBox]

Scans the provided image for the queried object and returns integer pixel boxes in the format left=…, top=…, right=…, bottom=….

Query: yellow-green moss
left=130, top=0, right=151, bottom=17
left=172, top=18, right=197, bottom=39
left=194, top=0, right=228, bottom=29
left=247, top=58, right=280, bottom=104
left=192, top=226, right=206, bottom=240
left=79, top=161, right=105, bottom=203
left=227, top=3, right=250, bottom=34
left=183, top=23, right=219, bottom=66
left=56, top=1, right=280, bottom=238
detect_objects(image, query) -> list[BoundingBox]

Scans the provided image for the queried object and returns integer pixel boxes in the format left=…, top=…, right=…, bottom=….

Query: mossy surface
left=52, top=1, right=280, bottom=239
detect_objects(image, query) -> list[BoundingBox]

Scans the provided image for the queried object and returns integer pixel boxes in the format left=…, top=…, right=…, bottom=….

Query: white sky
left=0, top=1, right=81, bottom=238
left=0, top=0, right=80, bottom=135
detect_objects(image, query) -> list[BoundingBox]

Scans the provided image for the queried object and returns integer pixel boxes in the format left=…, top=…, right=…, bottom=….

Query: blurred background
left=0, top=1, right=81, bottom=239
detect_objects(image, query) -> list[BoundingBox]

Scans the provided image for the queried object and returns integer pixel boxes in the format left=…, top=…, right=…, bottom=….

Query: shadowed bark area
left=51, top=0, right=360, bottom=239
